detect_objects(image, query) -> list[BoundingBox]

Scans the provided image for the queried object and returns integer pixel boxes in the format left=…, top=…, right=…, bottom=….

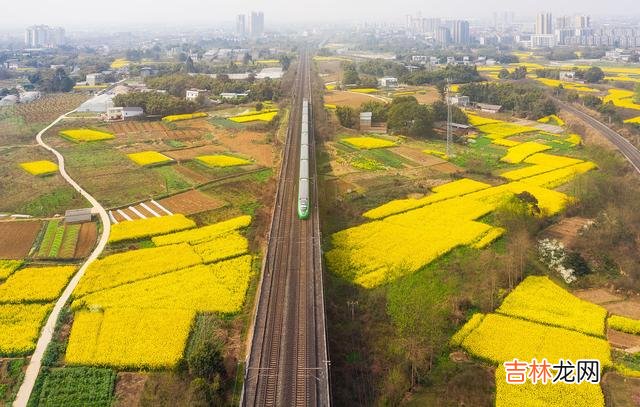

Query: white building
left=85, top=73, right=104, bottom=86
left=220, top=92, right=249, bottom=100
left=531, top=34, right=556, bottom=48
left=106, top=107, right=144, bottom=121
left=24, top=25, right=65, bottom=48
left=77, top=94, right=114, bottom=113
left=186, top=89, right=208, bottom=101
left=378, top=77, right=399, bottom=88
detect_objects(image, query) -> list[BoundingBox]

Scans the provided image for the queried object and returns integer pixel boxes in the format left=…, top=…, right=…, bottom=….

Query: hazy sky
left=3, top=0, right=640, bottom=29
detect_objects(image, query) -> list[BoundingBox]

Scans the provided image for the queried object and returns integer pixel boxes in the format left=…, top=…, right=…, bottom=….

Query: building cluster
left=24, top=25, right=65, bottom=48
left=405, top=14, right=470, bottom=45
left=236, top=11, right=265, bottom=37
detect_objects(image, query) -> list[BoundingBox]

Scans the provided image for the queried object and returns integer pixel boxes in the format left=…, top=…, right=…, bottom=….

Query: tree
left=342, top=63, right=359, bottom=85
left=335, top=105, right=357, bottom=128
left=583, top=66, right=604, bottom=83
left=187, top=340, right=225, bottom=380
left=359, top=101, right=388, bottom=122
left=386, top=96, right=434, bottom=138
left=582, top=94, right=602, bottom=108
left=40, top=68, right=74, bottom=92
left=255, top=102, right=264, bottom=111
left=184, top=56, right=196, bottom=74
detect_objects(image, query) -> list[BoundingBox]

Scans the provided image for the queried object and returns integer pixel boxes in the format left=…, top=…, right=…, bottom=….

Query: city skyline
left=2, top=0, right=640, bottom=29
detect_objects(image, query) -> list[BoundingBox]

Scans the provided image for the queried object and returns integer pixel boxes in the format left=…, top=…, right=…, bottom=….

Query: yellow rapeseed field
left=0, top=304, right=54, bottom=355
left=500, top=142, right=552, bottom=164
left=495, top=365, right=605, bottom=407
left=0, top=260, right=22, bottom=280
left=60, top=128, right=115, bottom=142
left=110, top=58, right=130, bottom=69
left=161, top=112, right=207, bottom=122
left=535, top=78, right=599, bottom=93
left=466, top=113, right=502, bottom=126
left=19, top=160, right=58, bottom=176
left=342, top=137, right=396, bottom=149
left=476, top=122, right=538, bottom=138
left=624, top=116, right=640, bottom=124
left=608, top=315, right=640, bottom=335
left=472, top=227, right=506, bottom=249
left=73, top=256, right=253, bottom=314
left=492, top=138, right=521, bottom=147
left=350, top=88, right=378, bottom=94
left=66, top=308, right=195, bottom=369
left=108, top=214, right=196, bottom=243
left=537, top=114, right=566, bottom=127
left=363, top=178, right=491, bottom=220
left=195, top=155, right=252, bottom=167
left=604, top=89, right=640, bottom=110
left=74, top=243, right=202, bottom=296
left=193, top=231, right=249, bottom=264
left=152, top=215, right=251, bottom=246
left=501, top=154, right=585, bottom=181
left=126, top=151, right=173, bottom=167
left=229, top=109, right=279, bottom=123
left=518, top=162, right=597, bottom=189
left=496, top=276, right=607, bottom=336
left=450, top=313, right=485, bottom=346
left=461, top=313, right=612, bottom=366
left=0, top=266, right=76, bottom=303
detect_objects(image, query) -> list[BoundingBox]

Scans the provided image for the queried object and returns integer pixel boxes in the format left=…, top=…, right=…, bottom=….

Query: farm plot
left=106, top=120, right=210, bottom=143
left=127, top=151, right=173, bottom=167
left=35, top=219, right=88, bottom=259
left=327, top=153, right=595, bottom=288
left=36, top=367, right=116, bottom=407
left=108, top=200, right=175, bottom=223
left=452, top=276, right=611, bottom=407
left=157, top=190, right=225, bottom=215
left=324, top=90, right=386, bottom=108
left=0, top=221, right=42, bottom=259
left=66, top=216, right=254, bottom=368
left=59, top=128, right=115, bottom=142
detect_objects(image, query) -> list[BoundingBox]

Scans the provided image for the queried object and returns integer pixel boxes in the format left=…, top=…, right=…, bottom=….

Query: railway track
left=243, top=51, right=331, bottom=406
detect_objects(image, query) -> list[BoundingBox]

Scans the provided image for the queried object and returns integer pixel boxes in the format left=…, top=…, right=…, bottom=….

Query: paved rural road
left=14, top=111, right=111, bottom=407
left=559, top=101, right=640, bottom=174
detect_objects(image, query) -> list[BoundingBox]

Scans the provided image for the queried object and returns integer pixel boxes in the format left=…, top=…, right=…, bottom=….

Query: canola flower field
left=452, top=276, right=612, bottom=406
left=229, top=109, right=279, bottom=123
left=0, top=265, right=77, bottom=355
left=126, top=151, right=173, bottom=167
left=341, top=136, right=396, bottom=150
left=66, top=215, right=253, bottom=368
left=0, top=260, right=23, bottom=280
left=161, top=112, right=208, bottom=123
left=608, top=315, right=640, bottom=335
left=60, top=129, right=115, bottom=142
left=604, top=89, right=640, bottom=111
left=328, top=136, right=597, bottom=288
left=195, top=154, right=252, bottom=168
left=108, top=214, right=196, bottom=243
left=19, top=160, right=58, bottom=176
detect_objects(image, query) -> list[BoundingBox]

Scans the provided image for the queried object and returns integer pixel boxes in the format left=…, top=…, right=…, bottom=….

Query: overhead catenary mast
left=446, top=77, right=453, bottom=158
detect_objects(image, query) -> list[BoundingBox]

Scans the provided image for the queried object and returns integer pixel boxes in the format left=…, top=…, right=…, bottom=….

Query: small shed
left=65, top=208, right=93, bottom=224
left=359, top=111, right=373, bottom=129
left=378, top=77, right=399, bottom=88
left=476, top=103, right=502, bottom=114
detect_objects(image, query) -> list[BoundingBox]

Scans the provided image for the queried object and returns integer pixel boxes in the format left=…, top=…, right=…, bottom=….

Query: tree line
left=459, top=82, right=557, bottom=119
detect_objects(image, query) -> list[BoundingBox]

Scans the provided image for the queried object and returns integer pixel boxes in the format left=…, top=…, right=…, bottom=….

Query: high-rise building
left=555, top=16, right=570, bottom=30
left=574, top=15, right=590, bottom=29
left=248, top=11, right=265, bottom=37
left=535, top=13, right=553, bottom=35
left=424, top=18, right=441, bottom=34
left=24, top=25, right=65, bottom=48
left=236, top=14, right=246, bottom=36
left=435, top=27, right=451, bottom=46
left=451, top=20, right=470, bottom=45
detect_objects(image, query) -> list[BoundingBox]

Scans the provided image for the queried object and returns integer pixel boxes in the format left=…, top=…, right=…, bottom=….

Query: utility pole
left=446, top=77, right=453, bottom=157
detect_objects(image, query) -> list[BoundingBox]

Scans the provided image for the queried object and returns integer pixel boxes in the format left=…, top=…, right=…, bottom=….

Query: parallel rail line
left=243, top=51, right=330, bottom=406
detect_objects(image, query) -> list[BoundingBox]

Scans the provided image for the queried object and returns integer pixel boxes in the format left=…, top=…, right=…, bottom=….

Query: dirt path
left=13, top=110, right=111, bottom=407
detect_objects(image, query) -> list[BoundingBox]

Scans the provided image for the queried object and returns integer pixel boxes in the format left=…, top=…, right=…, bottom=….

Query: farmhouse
left=186, top=88, right=209, bottom=101
left=378, top=77, right=399, bottom=88
left=448, top=94, right=470, bottom=107
left=220, top=92, right=249, bottom=100
left=106, top=106, right=144, bottom=121
left=86, top=73, right=104, bottom=86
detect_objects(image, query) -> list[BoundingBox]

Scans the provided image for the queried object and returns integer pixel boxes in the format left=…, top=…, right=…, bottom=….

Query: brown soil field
left=605, top=300, right=640, bottom=320
left=107, top=119, right=210, bottom=143
left=574, top=288, right=623, bottom=304
left=317, top=60, right=343, bottom=83
left=608, top=328, right=640, bottom=350
left=602, top=372, right=640, bottom=406
left=431, top=162, right=463, bottom=174
left=0, top=220, right=42, bottom=259
left=164, top=145, right=225, bottom=161
left=158, top=190, right=225, bottom=215
left=114, top=372, right=148, bottom=407
left=74, top=221, right=97, bottom=258
left=173, top=164, right=210, bottom=184
left=391, top=146, right=446, bottom=166
left=215, top=130, right=275, bottom=167
left=324, top=90, right=383, bottom=109
left=16, top=94, right=88, bottom=124
left=542, top=217, right=593, bottom=248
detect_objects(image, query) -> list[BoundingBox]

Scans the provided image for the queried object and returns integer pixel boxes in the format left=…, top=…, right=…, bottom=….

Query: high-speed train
left=297, top=99, right=310, bottom=219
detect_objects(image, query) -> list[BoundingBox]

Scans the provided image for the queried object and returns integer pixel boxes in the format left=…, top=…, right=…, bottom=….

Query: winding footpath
left=13, top=111, right=111, bottom=407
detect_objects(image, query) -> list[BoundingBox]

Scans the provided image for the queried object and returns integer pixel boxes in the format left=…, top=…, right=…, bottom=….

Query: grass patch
left=35, top=367, right=116, bottom=407
left=152, top=166, right=193, bottom=192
